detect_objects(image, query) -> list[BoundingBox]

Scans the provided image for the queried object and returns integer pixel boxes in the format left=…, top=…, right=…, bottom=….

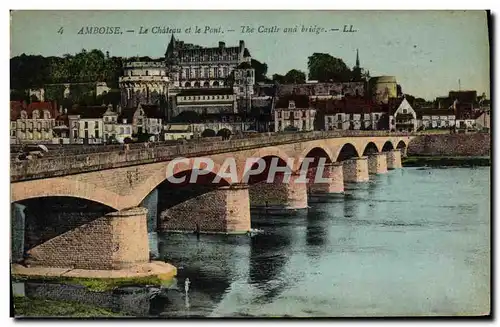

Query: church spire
left=165, top=34, right=176, bottom=56
left=355, top=48, right=360, bottom=68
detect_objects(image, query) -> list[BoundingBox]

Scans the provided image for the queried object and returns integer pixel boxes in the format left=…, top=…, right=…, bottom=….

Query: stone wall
left=27, top=207, right=149, bottom=270
left=11, top=130, right=411, bottom=181
left=407, top=133, right=491, bottom=157
left=159, top=185, right=251, bottom=233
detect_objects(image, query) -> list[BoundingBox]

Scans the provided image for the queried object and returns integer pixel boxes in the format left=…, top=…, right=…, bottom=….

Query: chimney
left=219, top=41, right=225, bottom=48
left=64, top=108, right=68, bottom=114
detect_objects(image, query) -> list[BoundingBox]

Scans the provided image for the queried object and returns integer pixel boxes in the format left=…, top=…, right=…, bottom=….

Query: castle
left=119, top=35, right=255, bottom=118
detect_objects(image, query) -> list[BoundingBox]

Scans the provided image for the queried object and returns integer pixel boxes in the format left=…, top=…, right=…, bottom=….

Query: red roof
left=10, top=101, right=59, bottom=121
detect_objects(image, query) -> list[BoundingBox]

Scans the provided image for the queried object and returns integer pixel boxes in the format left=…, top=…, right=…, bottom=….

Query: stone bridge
left=10, top=131, right=414, bottom=272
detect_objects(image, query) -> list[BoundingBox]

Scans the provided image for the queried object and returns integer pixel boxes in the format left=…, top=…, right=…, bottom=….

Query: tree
left=307, top=53, right=352, bottom=82
left=201, top=129, right=216, bottom=137
left=284, top=69, right=306, bottom=84
left=216, top=128, right=232, bottom=140
left=171, top=111, right=201, bottom=123
left=251, top=59, right=268, bottom=83
left=272, top=73, right=285, bottom=84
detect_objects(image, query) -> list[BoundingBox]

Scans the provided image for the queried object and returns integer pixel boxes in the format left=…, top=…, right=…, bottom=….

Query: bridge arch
left=13, top=196, right=116, bottom=252
left=362, top=141, right=380, bottom=156
left=132, top=158, right=230, bottom=208
left=381, top=140, right=395, bottom=152
left=396, top=140, right=407, bottom=150
left=334, top=143, right=360, bottom=162
left=11, top=178, right=122, bottom=210
left=298, top=145, right=334, bottom=170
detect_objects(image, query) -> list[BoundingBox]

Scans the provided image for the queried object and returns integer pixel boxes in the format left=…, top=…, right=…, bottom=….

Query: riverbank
left=11, top=261, right=177, bottom=292
left=13, top=296, right=125, bottom=318
left=403, top=156, right=491, bottom=167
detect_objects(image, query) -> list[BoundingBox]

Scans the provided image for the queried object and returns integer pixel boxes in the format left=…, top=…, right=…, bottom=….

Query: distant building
left=369, top=76, right=398, bottom=105
left=173, top=88, right=237, bottom=116
left=320, top=98, right=386, bottom=131
left=274, top=96, right=316, bottom=132
left=416, top=108, right=456, bottom=130
left=119, top=35, right=255, bottom=120
left=118, top=104, right=163, bottom=141
left=67, top=105, right=107, bottom=144
left=10, top=101, right=59, bottom=144
left=388, top=97, right=417, bottom=132
left=475, top=111, right=490, bottom=130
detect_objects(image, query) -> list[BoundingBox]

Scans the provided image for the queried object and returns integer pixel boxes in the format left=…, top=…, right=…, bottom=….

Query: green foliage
left=172, top=111, right=201, bottom=123
left=11, top=50, right=124, bottom=89
left=10, top=89, right=29, bottom=102
left=251, top=59, right=268, bottom=83
left=273, top=69, right=306, bottom=84
left=13, top=296, right=123, bottom=317
left=307, top=53, right=353, bottom=82
left=12, top=274, right=174, bottom=293
left=44, top=85, right=66, bottom=103
left=201, top=129, right=216, bottom=137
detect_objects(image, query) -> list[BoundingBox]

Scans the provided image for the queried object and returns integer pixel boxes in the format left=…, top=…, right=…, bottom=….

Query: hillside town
left=10, top=35, right=491, bottom=145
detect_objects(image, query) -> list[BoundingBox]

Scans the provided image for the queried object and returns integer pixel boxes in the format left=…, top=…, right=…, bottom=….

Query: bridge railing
left=10, top=130, right=412, bottom=181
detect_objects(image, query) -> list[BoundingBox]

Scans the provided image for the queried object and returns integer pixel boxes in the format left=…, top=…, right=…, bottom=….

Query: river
left=17, top=167, right=491, bottom=317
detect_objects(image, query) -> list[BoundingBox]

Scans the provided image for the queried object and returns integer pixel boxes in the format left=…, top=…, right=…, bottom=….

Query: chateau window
left=95, top=121, right=99, bottom=128
left=337, top=114, right=342, bottom=121
left=44, top=110, right=51, bottom=119
left=403, top=109, right=407, bottom=114
left=32, top=110, right=40, bottom=119
left=20, top=111, right=27, bottom=119
left=73, top=130, right=78, bottom=138
left=146, top=71, right=149, bottom=76
left=37, top=122, right=42, bottom=130
left=214, top=68, right=219, bottom=78
left=204, top=67, right=209, bottom=78
left=223, top=67, right=228, bottom=77
left=84, top=122, right=88, bottom=129
left=95, top=130, right=100, bottom=138
left=120, top=127, right=124, bottom=134
left=84, top=130, right=89, bottom=139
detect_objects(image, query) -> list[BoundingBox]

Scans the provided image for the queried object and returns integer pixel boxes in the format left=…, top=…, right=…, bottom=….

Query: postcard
left=10, top=10, right=491, bottom=318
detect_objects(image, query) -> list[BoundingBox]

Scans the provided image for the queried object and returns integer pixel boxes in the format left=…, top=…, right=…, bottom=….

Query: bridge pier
left=26, top=207, right=150, bottom=270
left=342, top=157, right=369, bottom=183
left=159, top=184, right=251, bottom=234
left=387, top=150, right=403, bottom=169
left=308, top=163, right=344, bottom=194
left=249, top=172, right=308, bottom=210
left=368, top=153, right=388, bottom=174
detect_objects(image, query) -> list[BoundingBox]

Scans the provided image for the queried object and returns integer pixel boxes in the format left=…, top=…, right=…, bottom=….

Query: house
left=118, top=103, right=164, bottom=141
left=320, top=98, right=387, bottom=131
left=416, top=108, right=456, bottom=130
left=163, top=124, right=194, bottom=140
left=475, top=111, right=490, bottom=131
left=52, top=110, right=70, bottom=144
left=10, top=101, right=59, bottom=144
left=274, top=95, right=316, bottom=132
left=173, top=88, right=237, bottom=116
left=68, top=105, right=107, bottom=144
left=388, top=97, right=417, bottom=132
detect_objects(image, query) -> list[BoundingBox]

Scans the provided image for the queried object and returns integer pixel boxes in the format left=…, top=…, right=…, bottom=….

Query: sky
left=10, top=10, right=490, bottom=101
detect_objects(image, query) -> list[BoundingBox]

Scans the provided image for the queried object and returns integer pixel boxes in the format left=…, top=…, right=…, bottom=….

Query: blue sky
left=10, top=10, right=490, bottom=100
